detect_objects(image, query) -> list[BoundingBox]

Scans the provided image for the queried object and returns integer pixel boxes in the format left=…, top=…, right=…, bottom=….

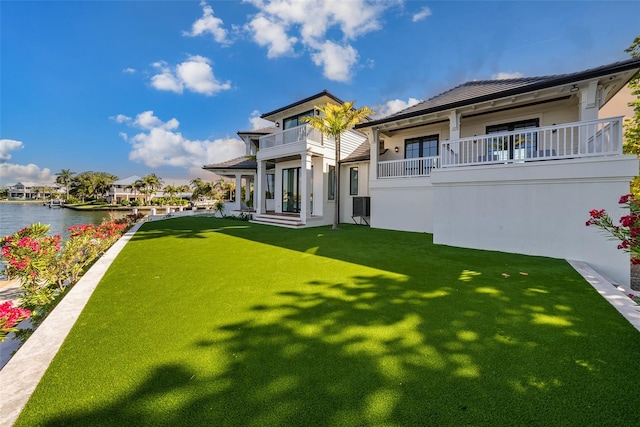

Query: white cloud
left=412, top=7, right=432, bottom=22
left=122, top=67, right=136, bottom=73
left=0, top=139, right=53, bottom=185
left=243, top=0, right=400, bottom=81
left=375, top=98, right=421, bottom=118
left=249, top=110, right=273, bottom=130
left=183, top=0, right=229, bottom=45
left=150, top=61, right=184, bottom=94
left=110, top=114, right=132, bottom=124
left=0, top=163, right=53, bottom=185
left=115, top=111, right=245, bottom=171
left=493, top=71, right=524, bottom=80
left=150, top=56, right=231, bottom=96
left=246, top=14, right=297, bottom=58
left=0, top=139, right=24, bottom=161
left=176, top=55, right=232, bottom=95
left=310, top=40, right=358, bottom=82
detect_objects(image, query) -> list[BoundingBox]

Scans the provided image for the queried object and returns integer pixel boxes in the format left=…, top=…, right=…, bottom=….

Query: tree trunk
left=333, top=135, right=341, bottom=230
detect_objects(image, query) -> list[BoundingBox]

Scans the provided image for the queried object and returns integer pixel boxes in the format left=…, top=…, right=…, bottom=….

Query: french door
left=282, top=167, right=300, bottom=213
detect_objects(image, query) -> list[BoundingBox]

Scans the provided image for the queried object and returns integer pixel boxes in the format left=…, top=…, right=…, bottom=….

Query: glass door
left=282, top=167, right=300, bottom=213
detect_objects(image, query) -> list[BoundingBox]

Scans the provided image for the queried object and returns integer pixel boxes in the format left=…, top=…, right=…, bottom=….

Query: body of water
left=0, top=202, right=122, bottom=240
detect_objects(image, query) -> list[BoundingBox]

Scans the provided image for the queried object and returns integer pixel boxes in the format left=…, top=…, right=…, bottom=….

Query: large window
left=350, top=167, right=358, bottom=196
left=405, top=135, right=439, bottom=158
left=328, top=165, right=335, bottom=200
left=282, top=168, right=300, bottom=213
left=283, top=110, right=314, bottom=129
left=486, top=119, right=539, bottom=161
left=265, top=174, right=274, bottom=199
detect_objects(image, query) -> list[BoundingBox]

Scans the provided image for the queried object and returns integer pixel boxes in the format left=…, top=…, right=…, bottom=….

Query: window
left=283, top=110, right=314, bottom=129
left=486, top=119, right=539, bottom=161
left=350, top=167, right=358, bottom=196
left=265, top=174, right=274, bottom=199
left=328, top=165, right=335, bottom=200
left=405, top=135, right=439, bottom=158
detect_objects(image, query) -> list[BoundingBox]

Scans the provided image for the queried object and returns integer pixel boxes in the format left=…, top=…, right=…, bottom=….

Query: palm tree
left=139, top=174, right=164, bottom=204
left=303, top=101, right=374, bottom=229
left=55, top=169, right=75, bottom=200
left=164, top=185, right=177, bottom=200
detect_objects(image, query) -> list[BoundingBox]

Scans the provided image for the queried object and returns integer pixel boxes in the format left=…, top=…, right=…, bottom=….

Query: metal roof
left=203, top=156, right=257, bottom=171
left=357, top=57, right=640, bottom=129
left=341, top=141, right=371, bottom=163
left=260, top=90, right=345, bottom=118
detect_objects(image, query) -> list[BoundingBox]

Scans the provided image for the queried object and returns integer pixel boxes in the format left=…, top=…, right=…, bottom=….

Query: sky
left=1, top=0, right=639, bottom=187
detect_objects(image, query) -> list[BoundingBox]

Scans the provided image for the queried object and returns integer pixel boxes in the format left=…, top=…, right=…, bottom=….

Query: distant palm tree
left=303, top=101, right=374, bottom=229
left=163, top=185, right=178, bottom=202
left=139, top=174, right=164, bottom=204
left=55, top=168, right=75, bottom=200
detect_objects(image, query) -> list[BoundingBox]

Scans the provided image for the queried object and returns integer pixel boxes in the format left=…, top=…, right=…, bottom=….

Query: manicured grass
left=16, top=218, right=640, bottom=426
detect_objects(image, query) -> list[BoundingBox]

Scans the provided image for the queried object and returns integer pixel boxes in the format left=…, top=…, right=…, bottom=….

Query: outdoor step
left=250, top=214, right=304, bottom=228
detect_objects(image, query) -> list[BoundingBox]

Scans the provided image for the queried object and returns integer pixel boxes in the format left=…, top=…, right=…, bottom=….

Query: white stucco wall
left=369, top=177, right=435, bottom=233
left=430, top=156, right=638, bottom=286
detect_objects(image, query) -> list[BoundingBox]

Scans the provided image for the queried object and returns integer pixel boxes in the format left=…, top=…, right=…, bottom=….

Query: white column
left=370, top=128, right=379, bottom=181
left=578, top=80, right=600, bottom=122
left=449, top=110, right=461, bottom=140
left=446, top=110, right=462, bottom=166
left=300, top=154, right=311, bottom=224
left=235, top=173, right=242, bottom=211
left=256, top=161, right=264, bottom=214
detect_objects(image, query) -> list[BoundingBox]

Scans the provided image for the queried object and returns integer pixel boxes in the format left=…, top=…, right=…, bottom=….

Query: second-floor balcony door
left=282, top=167, right=300, bottom=213
left=486, top=119, right=539, bottom=161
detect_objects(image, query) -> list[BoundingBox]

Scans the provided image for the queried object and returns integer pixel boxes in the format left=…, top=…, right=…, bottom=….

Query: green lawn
left=16, top=218, right=640, bottom=426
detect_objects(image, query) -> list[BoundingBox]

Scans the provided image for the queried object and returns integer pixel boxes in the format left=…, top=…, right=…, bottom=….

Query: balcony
left=377, top=117, right=623, bottom=179
left=378, top=156, right=439, bottom=179
left=259, top=124, right=324, bottom=150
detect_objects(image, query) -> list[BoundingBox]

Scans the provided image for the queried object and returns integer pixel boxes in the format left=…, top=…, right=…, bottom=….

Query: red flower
left=620, top=195, right=631, bottom=204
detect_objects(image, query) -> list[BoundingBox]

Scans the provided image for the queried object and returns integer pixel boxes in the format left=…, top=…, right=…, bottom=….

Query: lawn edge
left=567, top=259, right=640, bottom=332
left=0, top=222, right=144, bottom=427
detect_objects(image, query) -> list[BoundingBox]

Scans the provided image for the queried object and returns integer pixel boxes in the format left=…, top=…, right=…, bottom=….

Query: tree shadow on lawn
left=129, top=217, right=251, bottom=241
left=33, top=269, right=640, bottom=426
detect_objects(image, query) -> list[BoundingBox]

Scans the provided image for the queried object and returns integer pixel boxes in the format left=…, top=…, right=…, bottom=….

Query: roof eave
left=260, top=90, right=345, bottom=119
left=356, top=57, right=640, bottom=130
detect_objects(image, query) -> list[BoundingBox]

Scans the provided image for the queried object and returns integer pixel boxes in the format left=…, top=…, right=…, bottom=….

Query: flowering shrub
left=1, top=217, right=130, bottom=309
left=0, top=301, right=31, bottom=342
left=586, top=194, right=640, bottom=264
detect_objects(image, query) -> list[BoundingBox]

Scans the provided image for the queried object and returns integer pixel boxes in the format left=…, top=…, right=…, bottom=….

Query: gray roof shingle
left=357, top=57, right=640, bottom=129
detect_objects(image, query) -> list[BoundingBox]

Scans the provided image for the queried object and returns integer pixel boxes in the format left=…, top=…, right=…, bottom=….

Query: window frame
left=349, top=167, right=358, bottom=196
left=328, top=165, right=335, bottom=200
left=486, top=118, right=539, bottom=161
left=265, top=173, right=275, bottom=199
left=283, top=110, right=314, bottom=130
left=404, top=134, right=439, bottom=159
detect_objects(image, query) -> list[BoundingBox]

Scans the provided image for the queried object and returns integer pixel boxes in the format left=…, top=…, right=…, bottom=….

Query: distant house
left=106, top=176, right=147, bottom=204
left=8, top=182, right=62, bottom=200
left=204, top=57, right=640, bottom=287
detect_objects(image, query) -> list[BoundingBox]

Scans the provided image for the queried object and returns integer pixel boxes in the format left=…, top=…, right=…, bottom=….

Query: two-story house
left=205, top=57, right=640, bottom=286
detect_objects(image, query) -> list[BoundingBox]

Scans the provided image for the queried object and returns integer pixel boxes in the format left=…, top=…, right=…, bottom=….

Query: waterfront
left=0, top=202, right=118, bottom=240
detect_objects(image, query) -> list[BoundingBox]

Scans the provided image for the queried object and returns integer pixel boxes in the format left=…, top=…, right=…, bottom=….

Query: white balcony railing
left=378, top=156, right=440, bottom=179
left=259, top=124, right=323, bottom=150
left=440, top=117, right=623, bottom=168
left=376, top=117, right=623, bottom=179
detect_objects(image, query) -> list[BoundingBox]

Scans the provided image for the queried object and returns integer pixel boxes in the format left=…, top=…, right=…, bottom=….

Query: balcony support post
left=370, top=127, right=379, bottom=180
left=256, top=160, right=264, bottom=214
left=300, top=153, right=311, bottom=224
left=449, top=110, right=461, bottom=140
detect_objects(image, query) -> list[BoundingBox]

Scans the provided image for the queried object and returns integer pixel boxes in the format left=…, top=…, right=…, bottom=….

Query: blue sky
left=1, top=0, right=638, bottom=187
